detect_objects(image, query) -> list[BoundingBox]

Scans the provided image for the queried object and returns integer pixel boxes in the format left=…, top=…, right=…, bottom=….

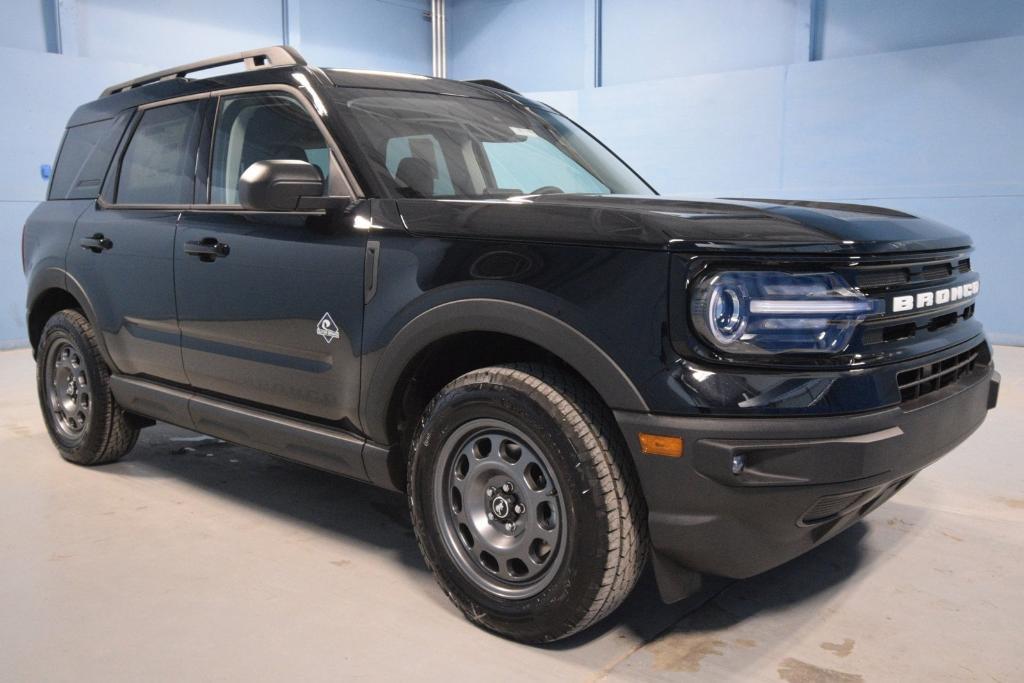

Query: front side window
left=333, top=89, right=653, bottom=199
left=116, top=100, right=202, bottom=204
left=210, top=92, right=330, bottom=205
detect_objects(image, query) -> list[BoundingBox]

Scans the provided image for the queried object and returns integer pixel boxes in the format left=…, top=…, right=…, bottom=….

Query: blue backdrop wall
left=0, top=0, right=431, bottom=348
left=449, top=0, right=1024, bottom=345
left=1, top=1, right=1021, bottom=346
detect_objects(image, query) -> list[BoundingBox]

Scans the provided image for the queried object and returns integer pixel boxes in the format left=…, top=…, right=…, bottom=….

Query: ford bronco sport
left=23, top=46, right=999, bottom=643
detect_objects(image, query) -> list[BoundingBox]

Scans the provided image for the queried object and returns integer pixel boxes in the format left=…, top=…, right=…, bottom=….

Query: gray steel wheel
left=433, top=418, right=567, bottom=599
left=409, top=363, right=648, bottom=643
left=45, top=339, right=92, bottom=442
left=36, top=309, right=139, bottom=465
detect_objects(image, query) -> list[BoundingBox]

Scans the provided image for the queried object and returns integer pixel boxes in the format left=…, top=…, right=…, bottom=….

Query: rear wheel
left=36, top=309, right=139, bottom=465
left=408, top=363, right=647, bottom=643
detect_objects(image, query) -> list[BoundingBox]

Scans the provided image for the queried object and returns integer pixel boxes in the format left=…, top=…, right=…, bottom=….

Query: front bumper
left=615, top=358, right=998, bottom=601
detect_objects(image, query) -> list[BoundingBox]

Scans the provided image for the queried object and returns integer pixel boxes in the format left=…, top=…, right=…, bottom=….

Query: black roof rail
left=464, top=79, right=520, bottom=95
left=100, top=45, right=306, bottom=97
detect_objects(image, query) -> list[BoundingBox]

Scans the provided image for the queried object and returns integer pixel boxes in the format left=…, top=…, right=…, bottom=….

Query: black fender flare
left=26, top=268, right=119, bottom=371
left=25, top=266, right=67, bottom=328
left=360, top=298, right=649, bottom=444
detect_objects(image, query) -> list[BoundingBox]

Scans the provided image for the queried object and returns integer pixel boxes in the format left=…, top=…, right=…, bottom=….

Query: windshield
left=330, top=89, right=654, bottom=199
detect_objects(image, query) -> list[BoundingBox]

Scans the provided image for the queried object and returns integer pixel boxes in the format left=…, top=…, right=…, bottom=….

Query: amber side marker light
left=638, top=433, right=684, bottom=458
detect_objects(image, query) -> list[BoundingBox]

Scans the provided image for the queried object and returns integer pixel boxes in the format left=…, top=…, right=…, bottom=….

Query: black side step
left=110, top=375, right=192, bottom=426
left=109, top=375, right=397, bottom=490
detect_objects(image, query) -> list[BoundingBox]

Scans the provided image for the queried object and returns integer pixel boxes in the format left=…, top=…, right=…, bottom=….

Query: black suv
left=24, top=46, right=999, bottom=643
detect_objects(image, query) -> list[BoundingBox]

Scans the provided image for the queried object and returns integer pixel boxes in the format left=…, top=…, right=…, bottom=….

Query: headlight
left=690, top=271, right=883, bottom=355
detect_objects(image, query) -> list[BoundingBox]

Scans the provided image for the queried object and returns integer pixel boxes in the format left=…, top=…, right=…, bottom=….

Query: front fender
left=360, top=296, right=649, bottom=444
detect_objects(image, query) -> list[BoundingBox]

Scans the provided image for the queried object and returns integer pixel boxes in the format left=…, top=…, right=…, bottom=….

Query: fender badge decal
left=317, top=313, right=340, bottom=344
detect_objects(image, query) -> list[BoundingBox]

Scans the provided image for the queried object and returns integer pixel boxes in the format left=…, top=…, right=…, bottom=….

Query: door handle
left=80, top=233, right=113, bottom=253
left=184, top=237, right=230, bottom=262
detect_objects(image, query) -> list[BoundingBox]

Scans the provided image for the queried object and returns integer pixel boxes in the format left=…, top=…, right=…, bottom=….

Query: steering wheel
left=529, top=185, right=564, bottom=195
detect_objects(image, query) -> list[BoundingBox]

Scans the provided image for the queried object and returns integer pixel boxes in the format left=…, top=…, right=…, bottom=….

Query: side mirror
left=238, top=160, right=349, bottom=211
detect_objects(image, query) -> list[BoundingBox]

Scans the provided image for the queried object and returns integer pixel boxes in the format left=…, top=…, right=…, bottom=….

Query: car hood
left=396, top=195, right=972, bottom=255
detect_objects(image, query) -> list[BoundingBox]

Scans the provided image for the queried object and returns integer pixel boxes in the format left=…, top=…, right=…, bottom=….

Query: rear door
left=67, top=99, right=205, bottom=383
left=174, top=88, right=365, bottom=423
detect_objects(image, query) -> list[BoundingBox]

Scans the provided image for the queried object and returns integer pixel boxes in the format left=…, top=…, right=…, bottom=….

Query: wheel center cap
left=491, top=495, right=511, bottom=520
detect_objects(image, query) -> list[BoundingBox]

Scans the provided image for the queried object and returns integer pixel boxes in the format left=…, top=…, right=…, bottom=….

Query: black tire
left=36, top=309, right=139, bottom=465
left=408, top=363, right=648, bottom=643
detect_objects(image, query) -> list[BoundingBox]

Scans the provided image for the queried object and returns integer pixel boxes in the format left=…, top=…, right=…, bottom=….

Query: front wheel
left=408, top=363, right=647, bottom=643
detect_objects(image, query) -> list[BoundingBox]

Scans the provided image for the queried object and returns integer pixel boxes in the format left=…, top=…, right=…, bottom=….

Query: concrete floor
left=1, top=347, right=1021, bottom=682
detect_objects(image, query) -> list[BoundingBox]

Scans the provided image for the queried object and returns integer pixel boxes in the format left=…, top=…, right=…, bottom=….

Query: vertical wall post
left=584, top=0, right=602, bottom=87
left=809, top=0, right=823, bottom=61
left=792, top=0, right=812, bottom=62
left=282, top=0, right=301, bottom=48
left=594, top=0, right=602, bottom=87
left=793, top=0, right=823, bottom=62
left=432, top=0, right=447, bottom=78
left=55, top=0, right=79, bottom=57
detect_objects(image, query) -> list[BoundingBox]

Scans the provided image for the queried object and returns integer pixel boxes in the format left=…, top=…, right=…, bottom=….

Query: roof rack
left=464, top=79, right=520, bottom=95
left=100, top=45, right=306, bottom=97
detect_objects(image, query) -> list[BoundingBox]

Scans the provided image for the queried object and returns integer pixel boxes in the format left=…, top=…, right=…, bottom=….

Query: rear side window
left=49, top=120, right=111, bottom=200
left=116, top=100, right=202, bottom=205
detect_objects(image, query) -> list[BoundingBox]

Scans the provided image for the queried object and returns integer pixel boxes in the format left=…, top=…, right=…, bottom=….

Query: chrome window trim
left=103, top=80, right=363, bottom=212
left=96, top=196, right=329, bottom=216
left=110, top=98, right=204, bottom=207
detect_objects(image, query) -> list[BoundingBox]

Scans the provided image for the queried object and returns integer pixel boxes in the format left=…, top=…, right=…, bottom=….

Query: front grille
left=897, top=344, right=985, bottom=403
left=853, top=255, right=971, bottom=292
left=922, top=262, right=953, bottom=280
left=857, top=269, right=909, bottom=289
left=862, top=303, right=975, bottom=346
left=854, top=251, right=977, bottom=349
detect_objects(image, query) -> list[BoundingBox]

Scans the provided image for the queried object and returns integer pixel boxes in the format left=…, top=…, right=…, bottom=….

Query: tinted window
left=116, top=101, right=201, bottom=205
left=385, top=135, right=455, bottom=196
left=49, top=119, right=110, bottom=200
left=334, top=90, right=652, bottom=199
left=482, top=133, right=609, bottom=195
left=210, top=92, right=329, bottom=205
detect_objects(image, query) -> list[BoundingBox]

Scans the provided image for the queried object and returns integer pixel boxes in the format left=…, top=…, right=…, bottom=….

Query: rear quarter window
left=49, top=119, right=114, bottom=200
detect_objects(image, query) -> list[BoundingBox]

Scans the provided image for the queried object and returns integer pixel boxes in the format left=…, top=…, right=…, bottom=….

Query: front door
left=67, top=99, right=204, bottom=384
left=174, top=90, right=365, bottom=424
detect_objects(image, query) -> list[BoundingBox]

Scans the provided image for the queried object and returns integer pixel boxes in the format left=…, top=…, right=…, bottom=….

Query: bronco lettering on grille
left=891, top=280, right=980, bottom=313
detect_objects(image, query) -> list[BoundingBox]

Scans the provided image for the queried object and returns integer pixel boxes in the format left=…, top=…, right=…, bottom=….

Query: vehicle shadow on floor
left=114, top=423, right=881, bottom=650
left=115, top=424, right=429, bottom=573
left=549, top=521, right=875, bottom=651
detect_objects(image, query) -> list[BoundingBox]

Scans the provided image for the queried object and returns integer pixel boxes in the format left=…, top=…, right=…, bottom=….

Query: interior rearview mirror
left=238, top=160, right=350, bottom=211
